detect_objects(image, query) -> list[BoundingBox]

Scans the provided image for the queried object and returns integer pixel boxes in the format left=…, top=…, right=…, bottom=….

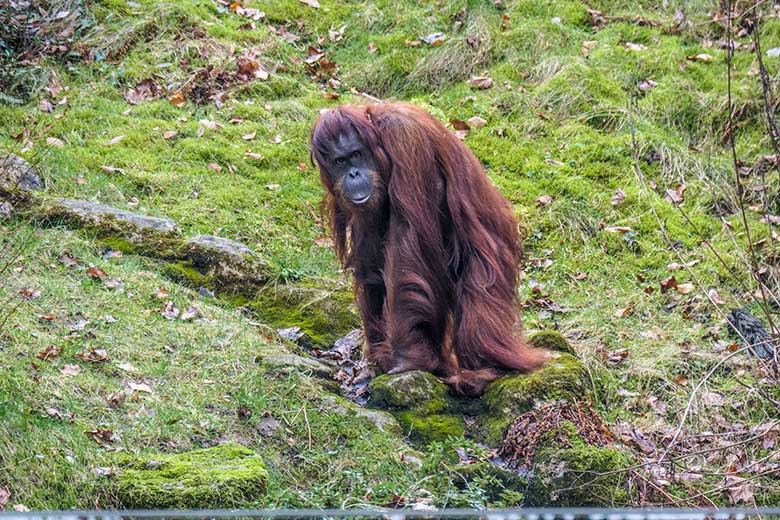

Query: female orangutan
left=311, top=102, right=548, bottom=396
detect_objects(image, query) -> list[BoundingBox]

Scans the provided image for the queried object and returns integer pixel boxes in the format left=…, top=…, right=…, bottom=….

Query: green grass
left=1, top=0, right=780, bottom=508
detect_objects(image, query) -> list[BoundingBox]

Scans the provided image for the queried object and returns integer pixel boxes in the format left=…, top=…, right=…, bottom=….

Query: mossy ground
left=2, top=0, right=780, bottom=508
left=116, top=442, right=269, bottom=509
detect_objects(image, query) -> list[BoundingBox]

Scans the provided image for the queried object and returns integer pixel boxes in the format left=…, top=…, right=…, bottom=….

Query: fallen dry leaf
left=535, top=195, right=554, bottom=206
left=87, top=266, right=107, bottom=280
left=180, top=306, right=201, bottom=321
left=468, top=76, right=493, bottom=89
left=626, top=42, right=648, bottom=51
left=46, top=137, right=64, bottom=148
left=36, top=345, right=62, bottom=361
left=242, top=130, right=257, bottom=141
left=169, top=91, right=186, bottom=107
left=163, top=130, right=177, bottom=140
left=581, top=40, right=598, bottom=56
left=467, top=116, right=487, bottom=128
left=660, top=276, right=678, bottom=293
left=450, top=118, right=470, bottom=131
left=676, top=282, right=695, bottom=294
left=702, top=391, right=725, bottom=406
left=207, top=163, right=222, bottom=173
left=60, top=364, right=82, bottom=376
left=605, top=226, right=632, bottom=234
left=160, top=301, right=179, bottom=320
left=667, top=259, right=699, bottom=270
left=611, top=188, right=626, bottom=206
left=664, top=184, right=687, bottom=204
left=299, top=0, right=319, bottom=7
left=726, top=476, right=754, bottom=505
left=128, top=381, right=152, bottom=393
left=707, top=288, right=726, bottom=305
left=105, top=135, right=125, bottom=146
left=687, top=53, right=713, bottom=62
left=420, top=32, right=446, bottom=46
left=0, top=486, right=10, bottom=508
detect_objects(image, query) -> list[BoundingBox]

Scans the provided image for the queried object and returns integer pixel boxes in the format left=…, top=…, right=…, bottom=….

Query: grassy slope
left=1, top=0, right=779, bottom=508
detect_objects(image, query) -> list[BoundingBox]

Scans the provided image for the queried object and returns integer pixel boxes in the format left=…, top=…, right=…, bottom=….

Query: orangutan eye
left=351, top=150, right=362, bottom=159
left=335, top=157, right=345, bottom=166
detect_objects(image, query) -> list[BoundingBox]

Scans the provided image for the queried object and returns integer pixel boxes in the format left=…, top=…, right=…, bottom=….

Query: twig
left=657, top=345, right=755, bottom=465
left=725, top=0, right=779, bottom=335
left=302, top=404, right=312, bottom=450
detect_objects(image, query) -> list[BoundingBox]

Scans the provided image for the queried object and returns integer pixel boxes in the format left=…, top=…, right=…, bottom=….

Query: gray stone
left=186, top=234, right=256, bottom=261
left=0, top=202, right=12, bottom=219
left=0, top=154, right=42, bottom=192
left=259, top=353, right=336, bottom=378
left=49, top=199, right=181, bottom=235
left=321, top=395, right=402, bottom=435
left=181, top=234, right=269, bottom=290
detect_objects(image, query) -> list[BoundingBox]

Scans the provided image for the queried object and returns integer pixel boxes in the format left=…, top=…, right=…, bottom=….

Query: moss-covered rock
left=395, top=411, right=465, bottom=445
left=368, top=371, right=449, bottom=412
left=320, top=395, right=403, bottom=436
left=241, top=281, right=360, bottom=348
left=529, top=330, right=576, bottom=356
left=41, top=198, right=184, bottom=257
left=0, top=153, right=41, bottom=192
left=116, top=442, right=269, bottom=509
left=181, top=234, right=271, bottom=293
left=368, top=371, right=466, bottom=445
left=525, top=422, right=629, bottom=506
left=483, top=353, right=590, bottom=444
left=259, top=352, right=336, bottom=378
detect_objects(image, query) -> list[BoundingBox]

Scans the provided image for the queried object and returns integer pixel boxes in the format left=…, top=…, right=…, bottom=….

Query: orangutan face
left=318, top=128, right=380, bottom=207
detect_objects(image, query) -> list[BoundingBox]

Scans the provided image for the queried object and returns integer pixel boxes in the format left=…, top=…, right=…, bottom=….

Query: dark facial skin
left=323, top=129, right=378, bottom=207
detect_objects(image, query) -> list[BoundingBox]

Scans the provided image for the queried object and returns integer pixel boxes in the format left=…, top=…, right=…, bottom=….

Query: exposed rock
left=259, top=353, right=336, bottom=378
left=181, top=235, right=270, bottom=292
left=321, top=395, right=402, bottom=435
left=0, top=154, right=42, bottom=192
left=483, top=352, right=590, bottom=443
left=525, top=422, right=629, bottom=506
left=116, top=442, right=268, bottom=508
left=43, top=198, right=182, bottom=255
left=0, top=202, right=12, bottom=219
left=529, top=330, right=576, bottom=356
left=187, top=234, right=255, bottom=259
left=49, top=199, right=180, bottom=234
left=257, top=416, right=282, bottom=437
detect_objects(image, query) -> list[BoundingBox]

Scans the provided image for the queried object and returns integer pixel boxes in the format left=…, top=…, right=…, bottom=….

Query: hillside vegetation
left=1, top=0, right=779, bottom=509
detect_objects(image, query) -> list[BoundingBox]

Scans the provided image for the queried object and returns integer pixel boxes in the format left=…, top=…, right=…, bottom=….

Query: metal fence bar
left=2, top=508, right=780, bottom=520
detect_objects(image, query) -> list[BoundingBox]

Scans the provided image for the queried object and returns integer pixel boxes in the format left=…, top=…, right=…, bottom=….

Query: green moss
left=116, top=442, right=269, bottom=509
left=483, top=353, right=590, bottom=444
left=526, top=422, right=629, bottom=506
left=241, top=283, right=359, bottom=348
left=368, top=371, right=449, bottom=413
left=396, top=411, right=465, bottom=446
left=529, top=330, right=575, bottom=356
left=165, top=259, right=214, bottom=288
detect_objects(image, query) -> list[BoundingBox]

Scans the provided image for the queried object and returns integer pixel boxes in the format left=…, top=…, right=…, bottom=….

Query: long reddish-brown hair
left=311, top=102, right=546, bottom=395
